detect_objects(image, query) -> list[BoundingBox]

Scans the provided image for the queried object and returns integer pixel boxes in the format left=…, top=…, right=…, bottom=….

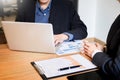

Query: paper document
left=31, top=54, right=97, bottom=79
left=56, top=40, right=83, bottom=55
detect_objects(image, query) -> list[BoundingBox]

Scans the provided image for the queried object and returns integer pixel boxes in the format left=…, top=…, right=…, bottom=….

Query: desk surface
left=0, top=44, right=96, bottom=80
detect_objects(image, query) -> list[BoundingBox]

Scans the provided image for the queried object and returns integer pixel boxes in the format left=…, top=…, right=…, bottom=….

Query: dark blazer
left=16, top=0, right=87, bottom=40
left=92, top=14, right=120, bottom=80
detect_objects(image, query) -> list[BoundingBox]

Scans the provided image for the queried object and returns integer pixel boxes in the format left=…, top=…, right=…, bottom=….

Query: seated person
left=68, top=0, right=120, bottom=79
left=83, top=14, right=120, bottom=80
left=15, top=0, right=88, bottom=45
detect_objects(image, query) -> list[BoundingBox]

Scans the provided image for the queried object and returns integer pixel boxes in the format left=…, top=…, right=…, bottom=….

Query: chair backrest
left=0, top=28, right=6, bottom=44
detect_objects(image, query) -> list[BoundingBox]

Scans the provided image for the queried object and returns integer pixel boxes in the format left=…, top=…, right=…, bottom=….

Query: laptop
left=1, top=21, right=56, bottom=53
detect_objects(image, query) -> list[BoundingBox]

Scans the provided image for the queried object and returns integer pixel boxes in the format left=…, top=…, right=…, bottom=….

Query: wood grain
left=0, top=45, right=67, bottom=80
left=0, top=44, right=97, bottom=80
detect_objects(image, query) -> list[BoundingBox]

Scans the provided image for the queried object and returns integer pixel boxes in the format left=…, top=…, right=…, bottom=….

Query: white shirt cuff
left=92, top=50, right=102, bottom=58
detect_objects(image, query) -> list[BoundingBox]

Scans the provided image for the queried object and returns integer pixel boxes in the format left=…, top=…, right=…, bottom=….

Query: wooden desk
left=0, top=44, right=96, bottom=80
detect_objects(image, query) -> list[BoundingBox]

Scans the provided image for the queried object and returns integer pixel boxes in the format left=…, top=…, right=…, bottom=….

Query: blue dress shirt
left=35, top=0, right=51, bottom=23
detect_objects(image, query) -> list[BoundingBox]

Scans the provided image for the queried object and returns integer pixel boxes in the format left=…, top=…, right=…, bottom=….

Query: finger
left=84, top=49, right=88, bottom=52
left=95, top=42, right=98, bottom=46
left=54, top=40, right=59, bottom=46
left=54, top=39, right=58, bottom=45
left=54, top=39, right=63, bottom=46
left=80, top=49, right=85, bottom=54
left=84, top=43, right=90, bottom=49
left=84, top=50, right=90, bottom=56
left=84, top=46, right=88, bottom=50
left=83, top=40, right=89, bottom=43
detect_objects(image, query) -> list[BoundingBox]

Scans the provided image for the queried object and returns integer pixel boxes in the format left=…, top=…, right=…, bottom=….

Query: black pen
left=58, top=65, right=81, bottom=71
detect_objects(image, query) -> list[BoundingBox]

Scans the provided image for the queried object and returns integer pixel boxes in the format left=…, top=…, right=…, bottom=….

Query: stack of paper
left=56, top=40, right=83, bottom=55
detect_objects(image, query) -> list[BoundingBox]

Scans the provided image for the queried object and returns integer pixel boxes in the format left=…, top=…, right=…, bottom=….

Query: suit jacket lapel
left=26, top=0, right=36, bottom=22
left=49, top=0, right=56, bottom=24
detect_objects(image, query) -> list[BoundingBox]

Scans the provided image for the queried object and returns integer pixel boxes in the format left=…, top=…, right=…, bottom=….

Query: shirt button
left=44, top=13, right=46, bottom=16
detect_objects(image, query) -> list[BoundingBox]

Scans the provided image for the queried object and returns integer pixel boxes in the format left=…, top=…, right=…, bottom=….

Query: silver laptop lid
left=2, top=21, right=56, bottom=53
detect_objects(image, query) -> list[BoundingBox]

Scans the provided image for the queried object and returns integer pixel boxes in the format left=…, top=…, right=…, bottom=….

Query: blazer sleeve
left=67, top=2, right=88, bottom=39
left=92, top=46, right=120, bottom=79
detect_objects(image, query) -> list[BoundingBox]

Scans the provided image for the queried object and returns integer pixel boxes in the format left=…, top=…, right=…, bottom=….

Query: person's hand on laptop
left=54, top=34, right=69, bottom=45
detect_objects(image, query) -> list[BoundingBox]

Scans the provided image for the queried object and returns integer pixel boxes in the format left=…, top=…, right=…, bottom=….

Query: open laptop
left=1, top=21, right=56, bottom=53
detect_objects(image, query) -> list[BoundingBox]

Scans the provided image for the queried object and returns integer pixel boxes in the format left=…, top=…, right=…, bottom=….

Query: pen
left=58, top=65, right=81, bottom=71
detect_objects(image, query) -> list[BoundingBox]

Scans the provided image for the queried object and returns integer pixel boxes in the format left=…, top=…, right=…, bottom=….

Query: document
left=56, top=40, right=83, bottom=55
left=31, top=54, right=97, bottom=79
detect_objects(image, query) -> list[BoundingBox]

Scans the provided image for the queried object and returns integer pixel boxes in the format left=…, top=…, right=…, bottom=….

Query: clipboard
left=31, top=54, right=97, bottom=80
left=31, top=62, right=48, bottom=80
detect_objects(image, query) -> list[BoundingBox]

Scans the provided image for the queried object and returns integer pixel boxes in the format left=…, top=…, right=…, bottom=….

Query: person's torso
left=19, top=0, right=74, bottom=34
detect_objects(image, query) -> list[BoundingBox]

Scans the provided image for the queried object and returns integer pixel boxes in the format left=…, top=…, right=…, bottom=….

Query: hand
left=83, top=41, right=103, bottom=57
left=54, top=34, right=69, bottom=45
